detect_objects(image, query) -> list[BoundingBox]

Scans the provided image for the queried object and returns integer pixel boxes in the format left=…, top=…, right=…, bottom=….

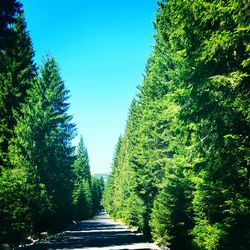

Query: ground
left=21, top=212, right=160, bottom=250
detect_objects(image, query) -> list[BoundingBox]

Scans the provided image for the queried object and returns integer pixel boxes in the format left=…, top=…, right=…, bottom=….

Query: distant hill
left=93, top=173, right=109, bottom=183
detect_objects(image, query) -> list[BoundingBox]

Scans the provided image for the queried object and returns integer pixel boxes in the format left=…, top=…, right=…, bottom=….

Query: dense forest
left=1, top=0, right=249, bottom=249
left=0, top=0, right=104, bottom=244
left=103, top=0, right=250, bottom=249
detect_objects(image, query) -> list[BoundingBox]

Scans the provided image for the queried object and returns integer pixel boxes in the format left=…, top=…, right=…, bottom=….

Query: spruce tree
left=103, top=1, right=250, bottom=249
left=9, top=55, right=75, bottom=230
left=102, top=137, right=122, bottom=216
left=0, top=5, right=38, bottom=243
left=0, top=10, right=36, bottom=168
left=38, top=55, right=75, bottom=226
left=72, top=136, right=93, bottom=219
left=92, top=176, right=104, bottom=214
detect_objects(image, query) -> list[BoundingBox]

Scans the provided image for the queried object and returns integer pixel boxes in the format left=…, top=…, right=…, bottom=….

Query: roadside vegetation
left=1, top=0, right=249, bottom=249
left=102, top=0, right=250, bottom=249
left=0, top=1, right=104, bottom=244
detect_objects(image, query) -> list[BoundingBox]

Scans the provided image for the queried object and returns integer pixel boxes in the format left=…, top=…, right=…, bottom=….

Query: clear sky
left=21, top=0, right=157, bottom=173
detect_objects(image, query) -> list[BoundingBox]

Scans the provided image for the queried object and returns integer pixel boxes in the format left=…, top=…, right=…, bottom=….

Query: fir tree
left=72, top=136, right=93, bottom=219
left=92, top=176, right=104, bottom=214
left=9, top=55, right=75, bottom=230
left=103, top=1, right=250, bottom=249
left=0, top=10, right=36, bottom=168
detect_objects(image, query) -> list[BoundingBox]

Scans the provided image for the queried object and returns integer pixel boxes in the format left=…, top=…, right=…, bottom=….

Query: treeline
left=102, top=0, right=249, bottom=249
left=0, top=1, right=104, bottom=244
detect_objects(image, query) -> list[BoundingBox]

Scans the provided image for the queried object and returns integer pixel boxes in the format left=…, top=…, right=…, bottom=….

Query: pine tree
left=104, top=1, right=250, bottom=249
left=9, top=55, right=75, bottom=230
left=72, top=136, right=93, bottom=219
left=102, top=137, right=122, bottom=216
left=0, top=5, right=38, bottom=243
left=150, top=0, right=250, bottom=249
left=92, top=176, right=104, bottom=214
left=0, top=10, right=36, bottom=168
left=103, top=103, right=146, bottom=231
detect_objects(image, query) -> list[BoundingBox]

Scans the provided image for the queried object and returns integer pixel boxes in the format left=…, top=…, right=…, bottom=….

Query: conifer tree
left=103, top=1, right=250, bottom=249
left=9, top=55, right=75, bottom=230
left=0, top=10, right=36, bottom=168
left=103, top=104, right=146, bottom=230
left=0, top=4, right=38, bottom=243
left=102, top=137, right=122, bottom=215
left=72, top=136, right=93, bottom=219
left=92, top=176, right=104, bottom=213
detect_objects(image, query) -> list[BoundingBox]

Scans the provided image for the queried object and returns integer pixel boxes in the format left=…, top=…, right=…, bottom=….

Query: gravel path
left=21, top=212, right=160, bottom=250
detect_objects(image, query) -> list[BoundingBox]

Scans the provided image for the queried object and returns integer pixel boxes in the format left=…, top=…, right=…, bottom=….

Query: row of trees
left=0, top=1, right=104, bottom=244
left=103, top=0, right=249, bottom=249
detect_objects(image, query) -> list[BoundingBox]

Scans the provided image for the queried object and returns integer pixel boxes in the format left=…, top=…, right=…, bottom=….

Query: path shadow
left=21, top=212, right=154, bottom=250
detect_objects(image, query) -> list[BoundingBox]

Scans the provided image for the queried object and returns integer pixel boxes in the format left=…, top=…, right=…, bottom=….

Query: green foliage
left=92, top=176, right=104, bottom=213
left=191, top=220, right=229, bottom=250
left=102, top=137, right=122, bottom=216
left=122, top=192, right=145, bottom=229
left=103, top=0, right=250, bottom=249
left=72, top=180, right=92, bottom=220
left=0, top=167, right=52, bottom=242
left=72, top=136, right=104, bottom=220
left=7, top=55, right=76, bottom=232
left=0, top=10, right=36, bottom=168
left=1, top=0, right=249, bottom=248
left=0, top=2, right=104, bottom=243
left=0, top=168, right=30, bottom=242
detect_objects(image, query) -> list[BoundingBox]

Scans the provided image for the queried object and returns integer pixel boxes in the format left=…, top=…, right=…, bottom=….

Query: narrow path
left=22, top=212, right=160, bottom=250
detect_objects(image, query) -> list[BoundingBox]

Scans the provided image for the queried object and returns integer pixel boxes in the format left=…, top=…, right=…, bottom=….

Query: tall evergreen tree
left=0, top=4, right=38, bottom=243
left=92, top=176, right=104, bottom=214
left=72, top=136, right=93, bottom=219
left=0, top=10, right=36, bottom=168
left=104, top=0, right=250, bottom=249
left=102, top=137, right=122, bottom=216
left=9, top=55, right=75, bottom=230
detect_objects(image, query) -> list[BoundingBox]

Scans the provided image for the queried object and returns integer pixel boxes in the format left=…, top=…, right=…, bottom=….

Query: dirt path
left=22, top=212, right=160, bottom=250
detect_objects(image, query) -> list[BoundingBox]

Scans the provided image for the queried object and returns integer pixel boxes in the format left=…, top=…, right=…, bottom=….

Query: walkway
left=22, top=212, right=160, bottom=250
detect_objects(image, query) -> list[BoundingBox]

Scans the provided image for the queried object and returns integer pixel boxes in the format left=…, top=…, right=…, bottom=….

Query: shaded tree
left=0, top=10, right=36, bottom=168
left=72, top=136, right=93, bottom=219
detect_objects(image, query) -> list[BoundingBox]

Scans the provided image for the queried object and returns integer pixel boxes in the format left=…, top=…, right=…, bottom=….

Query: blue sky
left=21, top=0, right=158, bottom=173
